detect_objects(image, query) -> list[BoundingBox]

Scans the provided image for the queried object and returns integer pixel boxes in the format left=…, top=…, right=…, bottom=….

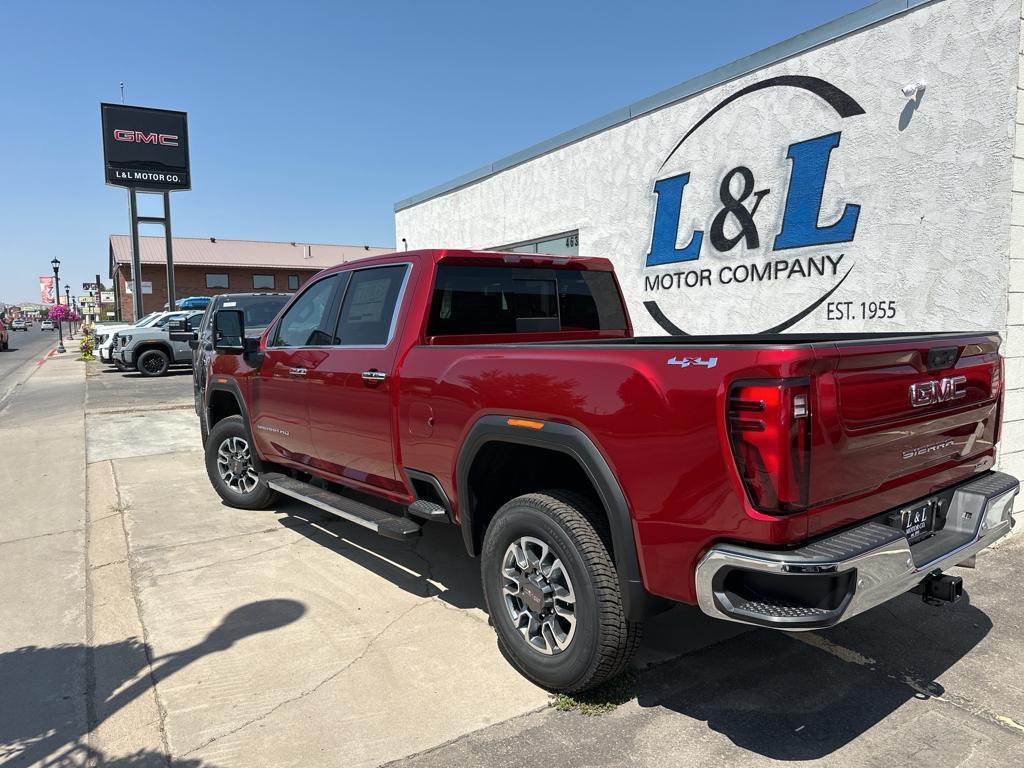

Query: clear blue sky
left=0, top=0, right=872, bottom=303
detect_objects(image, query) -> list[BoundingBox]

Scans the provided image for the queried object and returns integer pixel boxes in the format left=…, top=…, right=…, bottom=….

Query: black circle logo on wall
left=643, top=75, right=864, bottom=336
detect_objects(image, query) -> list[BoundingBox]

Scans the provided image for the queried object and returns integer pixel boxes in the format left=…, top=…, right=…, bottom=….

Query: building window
left=288, top=275, right=299, bottom=291
left=492, top=231, right=579, bottom=256
left=206, top=273, right=229, bottom=289
left=253, top=274, right=275, bottom=290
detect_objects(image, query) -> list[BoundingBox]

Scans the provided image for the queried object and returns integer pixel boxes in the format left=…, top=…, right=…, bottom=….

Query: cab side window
left=334, top=266, right=408, bottom=346
left=271, top=275, right=340, bottom=347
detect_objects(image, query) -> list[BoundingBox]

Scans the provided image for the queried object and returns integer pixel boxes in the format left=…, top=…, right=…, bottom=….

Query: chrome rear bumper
left=694, top=471, right=1019, bottom=630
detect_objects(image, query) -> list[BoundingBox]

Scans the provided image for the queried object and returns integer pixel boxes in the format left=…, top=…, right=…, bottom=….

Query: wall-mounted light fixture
left=901, top=82, right=926, bottom=99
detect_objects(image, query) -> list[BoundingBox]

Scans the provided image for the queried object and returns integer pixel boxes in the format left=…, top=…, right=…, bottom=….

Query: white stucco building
left=395, top=0, right=1024, bottom=480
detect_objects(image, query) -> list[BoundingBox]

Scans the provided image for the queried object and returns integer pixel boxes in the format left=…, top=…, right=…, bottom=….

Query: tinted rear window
left=427, top=266, right=626, bottom=337
left=233, top=295, right=290, bottom=328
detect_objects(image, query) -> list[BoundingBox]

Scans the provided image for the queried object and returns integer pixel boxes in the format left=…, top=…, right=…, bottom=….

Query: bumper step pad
left=695, top=471, right=1020, bottom=629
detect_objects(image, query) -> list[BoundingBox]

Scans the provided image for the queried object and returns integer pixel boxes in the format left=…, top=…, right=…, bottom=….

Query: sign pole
left=128, top=188, right=144, bottom=321
left=163, top=191, right=176, bottom=310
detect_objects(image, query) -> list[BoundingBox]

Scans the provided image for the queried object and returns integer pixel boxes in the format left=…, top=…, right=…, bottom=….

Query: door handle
left=361, top=370, right=387, bottom=384
left=289, top=367, right=307, bottom=377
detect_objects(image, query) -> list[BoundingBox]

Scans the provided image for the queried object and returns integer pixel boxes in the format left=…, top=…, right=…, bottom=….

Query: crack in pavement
left=89, top=559, right=128, bottom=571
left=0, top=525, right=84, bottom=547
left=181, top=600, right=427, bottom=757
left=148, top=540, right=297, bottom=580
left=129, top=519, right=314, bottom=556
left=86, top=403, right=194, bottom=416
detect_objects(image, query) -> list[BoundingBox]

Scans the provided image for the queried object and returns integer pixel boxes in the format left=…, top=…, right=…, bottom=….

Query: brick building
left=108, top=236, right=392, bottom=321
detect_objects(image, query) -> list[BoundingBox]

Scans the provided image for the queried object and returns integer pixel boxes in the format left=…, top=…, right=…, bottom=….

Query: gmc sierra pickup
left=197, top=249, right=1019, bottom=693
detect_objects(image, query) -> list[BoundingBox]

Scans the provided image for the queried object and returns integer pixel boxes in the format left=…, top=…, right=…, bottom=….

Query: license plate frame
left=890, top=500, right=937, bottom=543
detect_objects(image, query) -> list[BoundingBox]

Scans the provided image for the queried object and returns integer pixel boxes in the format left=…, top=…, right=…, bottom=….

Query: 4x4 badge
left=668, top=356, right=717, bottom=369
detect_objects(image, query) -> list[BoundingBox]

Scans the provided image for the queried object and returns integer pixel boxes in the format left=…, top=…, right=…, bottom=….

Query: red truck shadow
left=275, top=501, right=487, bottom=611
left=635, top=594, right=990, bottom=759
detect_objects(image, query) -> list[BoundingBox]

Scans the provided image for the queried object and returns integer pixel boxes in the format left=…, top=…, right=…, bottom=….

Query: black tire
left=204, top=415, right=277, bottom=510
left=481, top=491, right=643, bottom=693
left=137, top=348, right=170, bottom=377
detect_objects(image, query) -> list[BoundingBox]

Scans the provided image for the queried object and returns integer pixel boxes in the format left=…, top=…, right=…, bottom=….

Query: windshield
left=134, top=312, right=161, bottom=327
left=153, top=313, right=185, bottom=328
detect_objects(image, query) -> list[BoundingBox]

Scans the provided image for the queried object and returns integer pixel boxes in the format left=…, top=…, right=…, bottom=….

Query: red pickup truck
left=198, top=249, right=1018, bottom=693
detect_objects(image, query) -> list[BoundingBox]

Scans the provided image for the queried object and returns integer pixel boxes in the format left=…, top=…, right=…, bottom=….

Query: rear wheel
left=205, top=416, right=277, bottom=510
left=137, top=348, right=170, bottom=377
left=481, top=491, right=642, bottom=693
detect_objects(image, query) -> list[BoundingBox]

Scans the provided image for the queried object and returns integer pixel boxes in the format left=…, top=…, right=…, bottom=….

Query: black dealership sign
left=101, top=103, right=190, bottom=191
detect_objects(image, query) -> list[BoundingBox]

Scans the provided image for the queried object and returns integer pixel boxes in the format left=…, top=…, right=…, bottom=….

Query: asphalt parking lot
left=3, top=352, right=1023, bottom=767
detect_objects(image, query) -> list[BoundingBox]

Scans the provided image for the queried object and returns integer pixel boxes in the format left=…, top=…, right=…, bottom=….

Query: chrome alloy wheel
left=501, top=536, right=577, bottom=655
left=216, top=436, right=260, bottom=494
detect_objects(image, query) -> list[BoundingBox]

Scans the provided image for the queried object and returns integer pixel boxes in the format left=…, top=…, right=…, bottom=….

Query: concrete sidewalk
left=0, top=348, right=90, bottom=766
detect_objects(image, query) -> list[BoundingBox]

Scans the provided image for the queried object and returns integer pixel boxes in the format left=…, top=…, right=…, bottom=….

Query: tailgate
left=808, top=333, right=1001, bottom=506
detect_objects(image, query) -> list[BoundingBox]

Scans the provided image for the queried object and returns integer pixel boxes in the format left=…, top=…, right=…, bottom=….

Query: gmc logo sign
left=113, top=129, right=178, bottom=146
left=909, top=375, right=967, bottom=408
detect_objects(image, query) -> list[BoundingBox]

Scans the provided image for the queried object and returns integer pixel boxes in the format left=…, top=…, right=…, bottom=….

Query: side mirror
left=168, top=319, right=193, bottom=343
left=213, top=310, right=245, bottom=354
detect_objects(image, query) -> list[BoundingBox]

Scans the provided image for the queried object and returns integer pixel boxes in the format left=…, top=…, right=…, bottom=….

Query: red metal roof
left=109, top=235, right=393, bottom=271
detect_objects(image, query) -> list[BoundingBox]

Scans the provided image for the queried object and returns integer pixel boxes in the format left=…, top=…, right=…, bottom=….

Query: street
left=1, top=339, right=1023, bottom=767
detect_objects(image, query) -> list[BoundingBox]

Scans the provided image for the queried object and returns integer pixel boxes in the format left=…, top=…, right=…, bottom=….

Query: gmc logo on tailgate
left=909, top=376, right=967, bottom=408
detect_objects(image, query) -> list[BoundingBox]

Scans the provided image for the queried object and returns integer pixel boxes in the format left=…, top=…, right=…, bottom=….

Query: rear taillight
left=727, top=379, right=812, bottom=514
left=994, top=358, right=1004, bottom=445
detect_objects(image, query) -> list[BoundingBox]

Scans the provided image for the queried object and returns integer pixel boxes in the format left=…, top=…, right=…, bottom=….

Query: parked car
left=169, top=296, right=212, bottom=310
left=114, top=310, right=203, bottom=376
left=10, top=319, right=27, bottom=331
left=0, top=319, right=8, bottom=350
left=95, top=312, right=169, bottom=363
left=184, top=293, right=292, bottom=443
left=39, top=320, right=54, bottom=331
left=196, top=249, right=1018, bottom=694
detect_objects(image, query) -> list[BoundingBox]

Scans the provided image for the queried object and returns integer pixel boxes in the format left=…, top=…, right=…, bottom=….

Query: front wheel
left=137, top=348, right=170, bottom=377
left=204, top=415, right=277, bottom=510
left=481, top=491, right=642, bottom=693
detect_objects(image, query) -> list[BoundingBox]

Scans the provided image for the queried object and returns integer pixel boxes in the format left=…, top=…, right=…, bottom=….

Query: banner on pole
left=39, top=276, right=55, bottom=304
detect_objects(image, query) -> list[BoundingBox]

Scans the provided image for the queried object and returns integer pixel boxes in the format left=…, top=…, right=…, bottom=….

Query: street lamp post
left=50, top=257, right=65, bottom=354
left=64, top=286, right=74, bottom=339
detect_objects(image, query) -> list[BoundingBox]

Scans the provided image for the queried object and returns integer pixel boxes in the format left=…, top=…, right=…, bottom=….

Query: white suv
left=95, top=312, right=168, bottom=362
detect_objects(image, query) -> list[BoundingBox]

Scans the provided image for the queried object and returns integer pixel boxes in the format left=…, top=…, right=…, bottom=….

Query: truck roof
left=317, top=249, right=615, bottom=274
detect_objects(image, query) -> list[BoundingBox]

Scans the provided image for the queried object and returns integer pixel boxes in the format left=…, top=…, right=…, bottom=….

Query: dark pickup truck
left=196, top=249, right=1018, bottom=693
